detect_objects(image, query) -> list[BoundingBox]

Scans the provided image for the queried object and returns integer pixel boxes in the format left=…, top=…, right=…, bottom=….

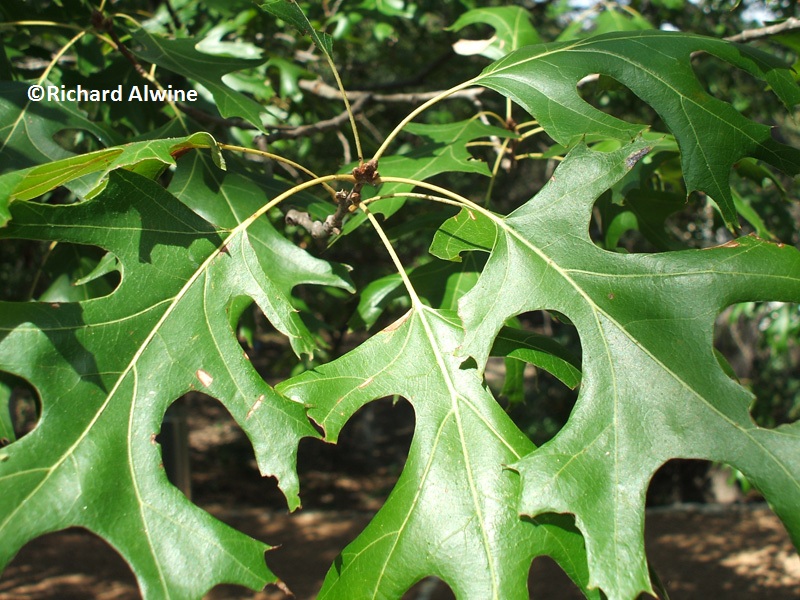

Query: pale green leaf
left=454, top=141, right=800, bottom=599
left=0, top=171, right=324, bottom=598
left=0, top=133, right=223, bottom=227
left=450, top=6, right=540, bottom=60
left=0, top=80, right=119, bottom=225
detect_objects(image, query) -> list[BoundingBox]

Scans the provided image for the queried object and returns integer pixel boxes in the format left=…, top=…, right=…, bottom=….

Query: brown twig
left=285, top=189, right=353, bottom=239
left=299, top=77, right=485, bottom=104
left=91, top=11, right=149, bottom=79
left=285, top=159, right=380, bottom=239
left=725, top=16, right=800, bottom=43
left=266, top=95, right=370, bottom=142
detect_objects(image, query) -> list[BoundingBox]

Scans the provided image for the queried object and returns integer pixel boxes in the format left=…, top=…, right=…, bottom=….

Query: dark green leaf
left=474, top=31, right=800, bottom=227
left=0, top=82, right=118, bottom=207
left=260, top=0, right=334, bottom=56
left=130, top=29, right=269, bottom=129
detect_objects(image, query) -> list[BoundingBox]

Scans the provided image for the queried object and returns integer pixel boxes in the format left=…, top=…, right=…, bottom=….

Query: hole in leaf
left=0, top=527, right=138, bottom=597
left=528, top=555, right=586, bottom=599
left=729, top=165, right=798, bottom=245
left=172, top=392, right=287, bottom=510
left=578, top=74, right=661, bottom=130
left=648, top=459, right=716, bottom=506
left=489, top=311, right=582, bottom=446
left=662, top=195, right=740, bottom=250
left=0, top=239, right=51, bottom=302
left=291, top=282, right=353, bottom=357
left=714, top=302, right=800, bottom=429
left=234, top=297, right=297, bottom=381
left=52, top=128, right=104, bottom=155
left=31, top=243, right=121, bottom=302
left=402, top=576, right=454, bottom=599
left=690, top=54, right=778, bottom=124
left=0, top=372, right=40, bottom=443
left=645, top=502, right=799, bottom=596
left=208, top=510, right=374, bottom=600
left=298, top=396, right=414, bottom=512
left=589, top=184, right=691, bottom=254
left=525, top=513, right=590, bottom=597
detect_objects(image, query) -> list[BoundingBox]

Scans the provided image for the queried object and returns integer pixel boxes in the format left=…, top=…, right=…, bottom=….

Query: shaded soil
left=2, top=505, right=798, bottom=599
left=2, top=395, right=798, bottom=599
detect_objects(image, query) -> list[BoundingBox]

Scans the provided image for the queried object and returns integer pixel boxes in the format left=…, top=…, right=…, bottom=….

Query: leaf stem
left=465, top=141, right=504, bottom=149
left=377, top=175, right=502, bottom=226
left=323, top=55, right=363, bottom=163
left=515, top=152, right=563, bottom=162
left=371, top=79, right=478, bottom=163
left=241, top=174, right=354, bottom=229
left=516, top=119, right=539, bottom=131
left=362, top=192, right=465, bottom=210
left=359, top=202, right=423, bottom=310
left=37, top=30, right=87, bottom=84
left=484, top=136, right=513, bottom=207
left=518, top=127, right=544, bottom=141
left=1, top=20, right=83, bottom=30
left=217, top=143, right=338, bottom=198
left=475, top=110, right=508, bottom=127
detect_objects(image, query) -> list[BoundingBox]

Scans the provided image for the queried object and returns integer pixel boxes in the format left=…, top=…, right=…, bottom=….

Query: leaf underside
left=0, top=171, right=352, bottom=598
left=448, top=141, right=800, bottom=599
left=279, top=308, right=598, bottom=600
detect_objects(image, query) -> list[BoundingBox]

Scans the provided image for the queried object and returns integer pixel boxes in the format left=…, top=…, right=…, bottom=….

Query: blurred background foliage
left=1, top=0, right=798, bottom=500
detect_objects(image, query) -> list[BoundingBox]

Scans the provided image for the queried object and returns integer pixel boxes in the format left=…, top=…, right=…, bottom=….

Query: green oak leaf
left=260, top=0, right=334, bottom=57
left=0, top=170, right=324, bottom=598
left=490, top=326, right=582, bottom=391
left=0, top=133, right=223, bottom=227
left=0, top=374, right=14, bottom=443
left=472, top=30, right=800, bottom=227
left=278, top=307, right=598, bottom=600
left=130, top=29, right=269, bottom=129
left=452, top=141, right=800, bottom=599
left=450, top=6, right=540, bottom=60
left=0, top=82, right=117, bottom=174
left=349, top=255, right=482, bottom=330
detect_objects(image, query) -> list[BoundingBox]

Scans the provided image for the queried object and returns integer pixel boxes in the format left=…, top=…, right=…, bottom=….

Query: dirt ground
left=1, top=395, right=798, bottom=599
